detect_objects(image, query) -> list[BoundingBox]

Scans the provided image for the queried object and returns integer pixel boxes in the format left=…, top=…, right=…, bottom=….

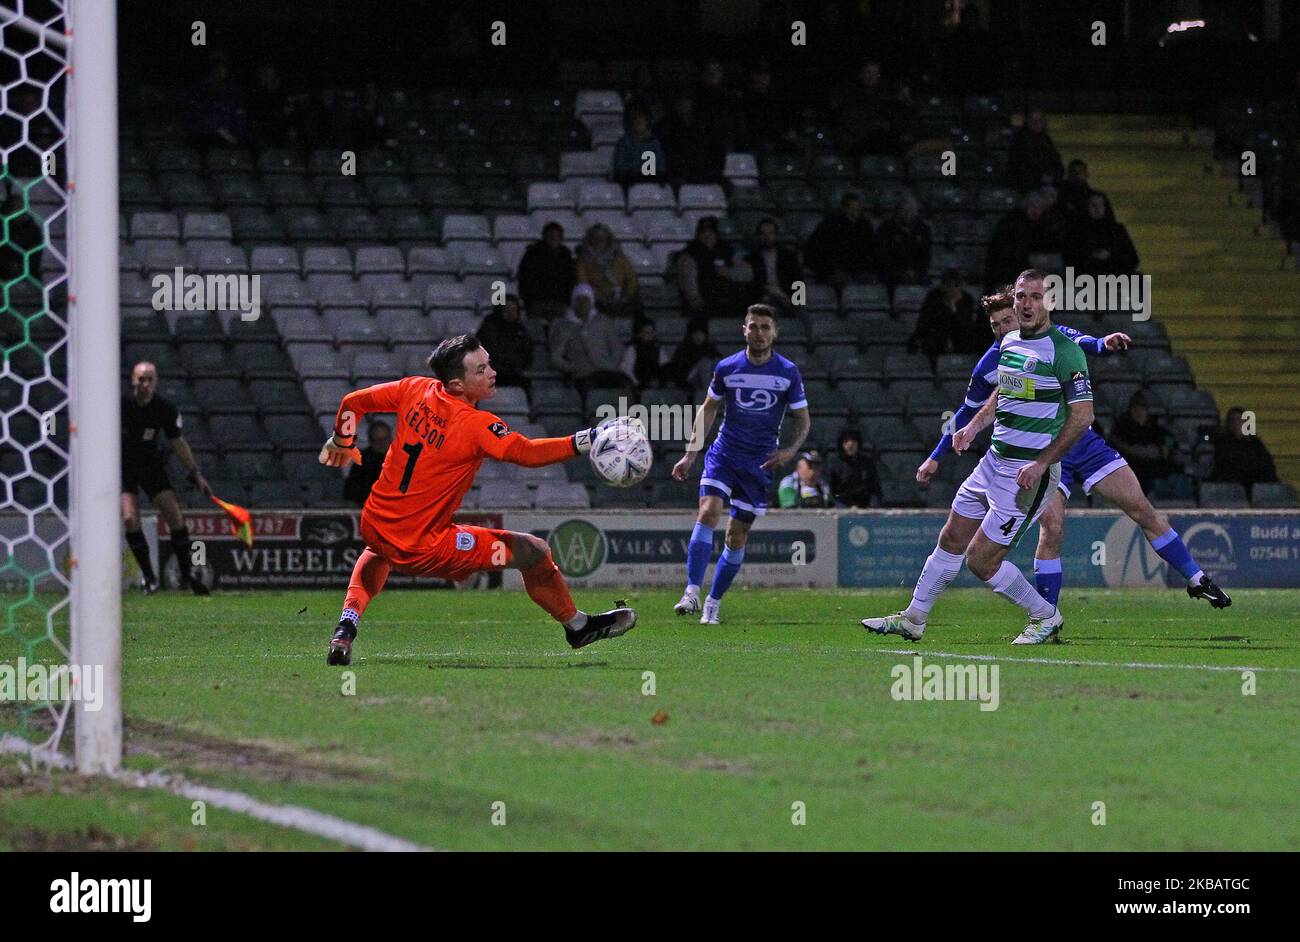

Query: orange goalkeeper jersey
left=333, top=377, right=577, bottom=541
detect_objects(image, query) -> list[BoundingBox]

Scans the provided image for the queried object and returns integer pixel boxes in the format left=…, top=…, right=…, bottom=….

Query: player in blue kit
left=671, top=304, right=811, bottom=624
left=915, top=289, right=1229, bottom=634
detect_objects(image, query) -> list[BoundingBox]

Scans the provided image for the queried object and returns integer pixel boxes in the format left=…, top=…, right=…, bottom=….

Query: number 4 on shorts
left=999, top=516, right=1018, bottom=537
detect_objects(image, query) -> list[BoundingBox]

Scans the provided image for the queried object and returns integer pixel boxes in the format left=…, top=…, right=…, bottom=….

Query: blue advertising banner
left=838, top=511, right=1300, bottom=589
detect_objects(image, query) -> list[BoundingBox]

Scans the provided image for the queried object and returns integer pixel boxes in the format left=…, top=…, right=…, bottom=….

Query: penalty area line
left=0, top=734, right=433, bottom=852
left=865, top=649, right=1300, bottom=674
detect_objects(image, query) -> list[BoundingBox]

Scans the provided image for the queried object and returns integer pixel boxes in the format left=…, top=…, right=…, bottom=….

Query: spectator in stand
left=1065, top=191, right=1140, bottom=277
left=576, top=223, right=641, bottom=318
left=624, top=63, right=667, bottom=127
left=825, top=428, right=882, bottom=508
left=834, top=59, right=911, bottom=158
left=736, top=58, right=799, bottom=156
left=656, top=94, right=724, bottom=186
left=476, top=294, right=533, bottom=392
left=620, top=317, right=664, bottom=390
left=612, top=109, right=667, bottom=188
left=549, top=283, right=630, bottom=397
left=1036, top=184, right=1069, bottom=249
left=246, top=64, right=292, bottom=147
left=675, top=216, right=754, bottom=319
left=745, top=217, right=804, bottom=308
left=1007, top=110, right=1064, bottom=191
left=1110, top=392, right=1182, bottom=495
left=779, top=451, right=834, bottom=508
left=693, top=59, right=734, bottom=171
left=663, top=316, right=719, bottom=395
left=343, top=420, right=392, bottom=506
left=1058, top=159, right=1093, bottom=223
left=186, top=54, right=247, bottom=150
left=909, top=269, right=977, bottom=366
left=803, top=191, right=876, bottom=290
left=875, top=194, right=932, bottom=289
left=931, top=0, right=993, bottom=93
left=1210, top=406, right=1279, bottom=499
left=517, top=221, right=576, bottom=321
left=985, top=189, right=1059, bottom=289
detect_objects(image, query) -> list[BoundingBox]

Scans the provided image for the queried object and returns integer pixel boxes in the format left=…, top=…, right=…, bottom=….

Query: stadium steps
left=1051, top=114, right=1300, bottom=485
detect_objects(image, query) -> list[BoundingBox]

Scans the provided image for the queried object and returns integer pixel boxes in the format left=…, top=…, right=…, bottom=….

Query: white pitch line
left=0, top=734, right=433, bottom=852
left=866, top=649, right=1300, bottom=674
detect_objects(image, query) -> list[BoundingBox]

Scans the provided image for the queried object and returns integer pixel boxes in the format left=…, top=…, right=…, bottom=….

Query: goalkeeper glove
left=319, top=435, right=363, bottom=468
left=572, top=415, right=644, bottom=454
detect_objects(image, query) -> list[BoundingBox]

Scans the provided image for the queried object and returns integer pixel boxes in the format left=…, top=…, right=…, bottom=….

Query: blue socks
left=1031, top=530, right=1201, bottom=603
left=685, top=522, right=714, bottom=590
left=1150, top=528, right=1202, bottom=582
left=1033, top=557, right=1063, bottom=607
left=709, top=546, right=745, bottom=601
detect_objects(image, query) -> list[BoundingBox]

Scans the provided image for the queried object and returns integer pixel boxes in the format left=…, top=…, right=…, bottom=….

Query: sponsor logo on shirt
left=1069, top=370, right=1091, bottom=399
left=488, top=421, right=511, bottom=439
left=733, top=388, right=778, bottom=411
left=997, top=369, right=1035, bottom=399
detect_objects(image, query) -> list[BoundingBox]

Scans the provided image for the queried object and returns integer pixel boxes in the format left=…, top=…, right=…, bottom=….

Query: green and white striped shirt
left=992, top=325, right=1092, bottom=462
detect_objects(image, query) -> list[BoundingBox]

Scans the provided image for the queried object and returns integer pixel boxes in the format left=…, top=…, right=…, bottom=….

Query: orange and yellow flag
left=209, top=493, right=253, bottom=547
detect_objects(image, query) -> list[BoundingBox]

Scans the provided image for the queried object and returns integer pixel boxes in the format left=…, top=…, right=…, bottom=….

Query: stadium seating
left=107, top=76, right=1284, bottom=513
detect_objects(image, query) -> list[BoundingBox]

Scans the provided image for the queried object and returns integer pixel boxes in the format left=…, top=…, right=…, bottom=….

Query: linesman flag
left=209, top=493, right=253, bottom=547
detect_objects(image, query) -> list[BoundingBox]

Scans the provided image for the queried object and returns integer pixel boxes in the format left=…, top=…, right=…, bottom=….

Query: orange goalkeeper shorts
left=361, top=513, right=514, bottom=582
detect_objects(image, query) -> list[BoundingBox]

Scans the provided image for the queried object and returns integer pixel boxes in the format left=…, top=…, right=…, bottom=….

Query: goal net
left=1, top=0, right=121, bottom=772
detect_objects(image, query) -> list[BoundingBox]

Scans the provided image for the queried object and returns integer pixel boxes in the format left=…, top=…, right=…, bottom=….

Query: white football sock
left=565, top=611, right=589, bottom=631
left=685, top=584, right=700, bottom=595
left=985, top=560, right=1055, bottom=620
left=905, top=545, right=965, bottom=623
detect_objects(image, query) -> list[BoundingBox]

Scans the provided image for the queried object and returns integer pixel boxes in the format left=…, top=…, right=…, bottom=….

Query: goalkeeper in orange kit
left=319, top=334, right=637, bottom=665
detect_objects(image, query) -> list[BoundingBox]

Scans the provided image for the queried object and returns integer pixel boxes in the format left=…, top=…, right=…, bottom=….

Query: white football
left=590, top=421, right=653, bottom=488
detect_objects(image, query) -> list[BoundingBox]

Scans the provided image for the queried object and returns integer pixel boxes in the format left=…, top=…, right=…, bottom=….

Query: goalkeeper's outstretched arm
left=478, top=416, right=641, bottom=468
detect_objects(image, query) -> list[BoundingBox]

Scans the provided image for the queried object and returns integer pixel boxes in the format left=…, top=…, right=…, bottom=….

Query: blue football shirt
left=706, top=350, right=807, bottom=460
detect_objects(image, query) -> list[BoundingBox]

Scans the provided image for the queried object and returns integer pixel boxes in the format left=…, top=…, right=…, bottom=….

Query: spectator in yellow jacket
left=575, top=223, right=641, bottom=318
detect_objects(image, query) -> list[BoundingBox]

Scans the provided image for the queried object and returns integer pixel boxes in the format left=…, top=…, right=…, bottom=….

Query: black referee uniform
left=122, top=392, right=182, bottom=498
left=121, top=392, right=206, bottom=593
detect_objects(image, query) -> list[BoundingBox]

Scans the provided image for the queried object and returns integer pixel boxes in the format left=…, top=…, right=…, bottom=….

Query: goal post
left=68, top=0, right=122, bottom=774
left=0, top=0, right=121, bottom=773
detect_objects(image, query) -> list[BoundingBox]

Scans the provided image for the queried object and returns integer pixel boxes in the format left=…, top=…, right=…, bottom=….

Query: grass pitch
left=3, top=586, right=1298, bottom=850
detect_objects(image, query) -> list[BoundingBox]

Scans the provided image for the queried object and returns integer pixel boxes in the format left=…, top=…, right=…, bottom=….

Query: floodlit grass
left=2, top=587, right=1297, bottom=850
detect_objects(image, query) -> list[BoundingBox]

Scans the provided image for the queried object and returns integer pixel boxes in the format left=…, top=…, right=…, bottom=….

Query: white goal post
left=67, top=0, right=122, bottom=774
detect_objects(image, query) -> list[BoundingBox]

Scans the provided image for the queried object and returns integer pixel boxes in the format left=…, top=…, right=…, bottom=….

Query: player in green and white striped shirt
left=862, top=270, right=1095, bottom=645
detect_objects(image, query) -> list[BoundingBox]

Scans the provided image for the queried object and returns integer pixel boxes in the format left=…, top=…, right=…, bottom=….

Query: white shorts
left=951, top=450, right=1061, bottom=547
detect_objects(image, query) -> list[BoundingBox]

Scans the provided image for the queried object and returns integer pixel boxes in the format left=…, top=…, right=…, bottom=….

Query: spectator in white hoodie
left=549, top=283, right=631, bottom=398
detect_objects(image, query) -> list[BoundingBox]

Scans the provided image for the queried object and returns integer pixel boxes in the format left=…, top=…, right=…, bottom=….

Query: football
left=590, top=421, right=653, bottom=488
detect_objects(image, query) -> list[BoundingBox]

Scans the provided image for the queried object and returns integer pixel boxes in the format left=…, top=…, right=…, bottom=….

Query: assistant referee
left=122, top=360, right=212, bottom=595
